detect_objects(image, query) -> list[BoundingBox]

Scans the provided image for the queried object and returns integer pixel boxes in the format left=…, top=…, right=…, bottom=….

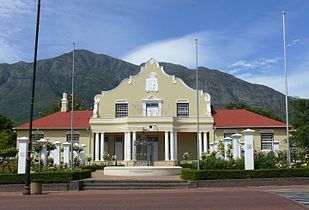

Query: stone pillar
left=132, top=132, right=137, bottom=161
left=242, top=129, right=255, bottom=170
left=223, top=137, right=232, bottom=160
left=209, top=143, right=214, bottom=153
left=53, top=141, right=62, bottom=166
left=170, top=132, right=175, bottom=161
left=231, top=134, right=242, bottom=160
left=127, top=132, right=131, bottom=161
left=164, top=132, right=169, bottom=161
left=18, top=137, right=28, bottom=174
left=38, top=139, right=47, bottom=166
left=174, top=132, right=178, bottom=161
left=95, top=133, right=99, bottom=161
left=80, top=144, right=86, bottom=166
left=197, top=132, right=202, bottom=159
left=203, top=132, right=208, bottom=153
left=100, top=133, right=105, bottom=161
left=63, top=142, right=71, bottom=166
left=273, top=141, right=280, bottom=157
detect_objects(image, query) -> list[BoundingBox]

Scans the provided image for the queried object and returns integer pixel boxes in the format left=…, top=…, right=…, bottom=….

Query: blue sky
left=1, top=0, right=308, bottom=98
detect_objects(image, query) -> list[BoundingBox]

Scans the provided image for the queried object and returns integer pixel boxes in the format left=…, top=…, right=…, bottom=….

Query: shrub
left=0, top=169, right=91, bottom=184
left=181, top=168, right=309, bottom=180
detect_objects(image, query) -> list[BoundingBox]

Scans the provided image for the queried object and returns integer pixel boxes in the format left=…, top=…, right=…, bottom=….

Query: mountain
left=0, top=50, right=285, bottom=125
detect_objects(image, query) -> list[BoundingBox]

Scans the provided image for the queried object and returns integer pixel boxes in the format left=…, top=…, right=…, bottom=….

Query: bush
left=0, top=148, right=18, bottom=159
left=181, top=168, right=309, bottom=180
left=81, top=164, right=105, bottom=172
left=0, top=169, right=91, bottom=184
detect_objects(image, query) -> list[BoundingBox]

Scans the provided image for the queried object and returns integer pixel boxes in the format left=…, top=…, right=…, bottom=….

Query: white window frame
left=142, top=99, right=162, bottom=117
left=66, top=131, right=80, bottom=145
left=115, top=102, right=128, bottom=118
left=261, top=132, right=274, bottom=151
left=177, top=103, right=189, bottom=117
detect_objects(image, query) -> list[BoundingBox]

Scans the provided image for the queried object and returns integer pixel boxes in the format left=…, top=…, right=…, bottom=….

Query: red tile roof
left=213, top=109, right=286, bottom=128
left=15, top=111, right=92, bottom=129
left=15, top=109, right=286, bottom=130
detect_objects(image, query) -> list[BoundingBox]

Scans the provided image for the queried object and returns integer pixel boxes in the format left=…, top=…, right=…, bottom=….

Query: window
left=115, top=103, right=128, bottom=118
left=146, top=102, right=159, bottom=116
left=177, top=103, right=189, bottom=117
left=224, top=133, right=235, bottom=138
left=66, top=133, right=80, bottom=144
left=261, top=133, right=274, bottom=150
left=32, top=132, right=44, bottom=150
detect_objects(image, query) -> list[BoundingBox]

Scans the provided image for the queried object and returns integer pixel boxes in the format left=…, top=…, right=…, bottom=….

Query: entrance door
left=114, top=136, right=123, bottom=161
left=135, top=136, right=158, bottom=166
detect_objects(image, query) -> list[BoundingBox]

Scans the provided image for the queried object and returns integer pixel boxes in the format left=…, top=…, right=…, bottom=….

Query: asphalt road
left=0, top=188, right=307, bottom=210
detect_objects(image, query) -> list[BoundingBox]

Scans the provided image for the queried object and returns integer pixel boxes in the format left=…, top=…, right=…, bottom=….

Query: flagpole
left=24, top=0, right=41, bottom=195
left=282, top=11, right=290, bottom=167
left=70, top=43, right=75, bottom=168
left=195, top=38, right=200, bottom=170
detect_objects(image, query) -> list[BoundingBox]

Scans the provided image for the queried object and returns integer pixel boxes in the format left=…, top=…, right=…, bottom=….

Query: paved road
left=268, top=189, right=309, bottom=208
left=0, top=188, right=307, bottom=210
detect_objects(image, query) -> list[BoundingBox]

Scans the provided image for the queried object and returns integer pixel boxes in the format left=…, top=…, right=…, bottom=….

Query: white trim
left=260, top=129, right=274, bottom=133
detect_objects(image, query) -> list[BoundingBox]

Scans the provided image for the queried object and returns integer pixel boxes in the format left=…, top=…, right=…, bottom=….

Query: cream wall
left=214, top=127, right=287, bottom=151
left=16, top=129, right=92, bottom=154
left=95, top=59, right=211, bottom=119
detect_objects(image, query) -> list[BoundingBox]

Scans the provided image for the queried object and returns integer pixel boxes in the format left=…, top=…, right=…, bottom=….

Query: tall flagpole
left=195, top=38, right=200, bottom=170
left=282, top=11, right=290, bottom=167
left=24, top=0, right=41, bottom=195
left=70, top=43, right=75, bottom=168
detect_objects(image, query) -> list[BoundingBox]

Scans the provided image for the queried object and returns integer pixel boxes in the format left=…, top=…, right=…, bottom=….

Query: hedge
left=0, top=169, right=91, bottom=184
left=181, top=168, right=309, bottom=181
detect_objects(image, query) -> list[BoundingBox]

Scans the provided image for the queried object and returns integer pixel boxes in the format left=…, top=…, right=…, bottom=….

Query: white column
left=124, top=132, right=127, bottom=161
left=223, top=137, right=232, bottom=160
left=170, top=132, right=175, bottom=161
left=95, top=133, right=99, bottom=161
left=242, top=129, right=255, bottom=170
left=132, top=132, right=137, bottom=161
left=203, top=132, right=208, bottom=153
left=17, top=137, right=28, bottom=174
left=63, top=142, right=71, bottom=165
left=198, top=132, right=202, bottom=159
left=53, top=141, right=62, bottom=166
left=231, top=134, right=242, bottom=160
left=164, top=132, right=169, bottom=161
left=209, top=143, right=214, bottom=153
left=127, top=132, right=131, bottom=161
left=80, top=144, right=86, bottom=166
left=100, top=133, right=105, bottom=161
left=273, top=141, right=280, bottom=157
left=38, top=139, right=48, bottom=166
left=174, top=132, right=178, bottom=161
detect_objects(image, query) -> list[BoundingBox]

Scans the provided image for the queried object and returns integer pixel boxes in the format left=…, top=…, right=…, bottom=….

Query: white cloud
left=287, top=38, right=300, bottom=47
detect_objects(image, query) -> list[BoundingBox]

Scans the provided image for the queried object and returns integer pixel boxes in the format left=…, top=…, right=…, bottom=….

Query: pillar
left=203, top=132, right=208, bottom=153
left=170, top=132, right=175, bottom=161
left=63, top=142, right=71, bottom=165
left=197, top=132, right=202, bottom=159
left=174, top=132, right=178, bottom=161
left=124, top=132, right=131, bottom=161
left=223, top=137, right=232, bottom=160
left=17, top=137, right=28, bottom=174
left=132, top=132, right=137, bottom=161
left=38, top=139, right=47, bottom=166
left=231, top=134, right=242, bottom=160
left=80, top=144, right=86, bottom=165
left=100, top=133, right=105, bottom=161
left=95, top=133, right=99, bottom=161
left=242, top=129, right=255, bottom=170
left=164, top=132, right=169, bottom=161
left=53, top=141, right=62, bottom=166
left=273, top=141, right=280, bottom=157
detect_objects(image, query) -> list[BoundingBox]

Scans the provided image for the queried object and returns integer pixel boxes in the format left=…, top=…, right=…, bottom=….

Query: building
left=15, top=59, right=287, bottom=165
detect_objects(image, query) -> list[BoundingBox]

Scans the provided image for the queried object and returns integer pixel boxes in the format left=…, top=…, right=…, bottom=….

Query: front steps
left=82, top=180, right=188, bottom=190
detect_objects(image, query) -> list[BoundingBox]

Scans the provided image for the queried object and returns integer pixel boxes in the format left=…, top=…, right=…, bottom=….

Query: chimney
left=61, top=93, right=68, bottom=112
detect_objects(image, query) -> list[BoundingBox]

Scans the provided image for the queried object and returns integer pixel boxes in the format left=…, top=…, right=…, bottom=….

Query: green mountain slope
left=0, top=50, right=285, bottom=125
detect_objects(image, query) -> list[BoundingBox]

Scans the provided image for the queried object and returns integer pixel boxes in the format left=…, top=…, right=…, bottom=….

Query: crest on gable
left=145, top=72, right=159, bottom=92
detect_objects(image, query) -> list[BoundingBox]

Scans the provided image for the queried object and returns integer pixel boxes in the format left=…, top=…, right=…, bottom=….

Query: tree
left=289, top=98, right=309, bottom=150
left=0, top=114, right=17, bottom=158
left=224, top=102, right=282, bottom=121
